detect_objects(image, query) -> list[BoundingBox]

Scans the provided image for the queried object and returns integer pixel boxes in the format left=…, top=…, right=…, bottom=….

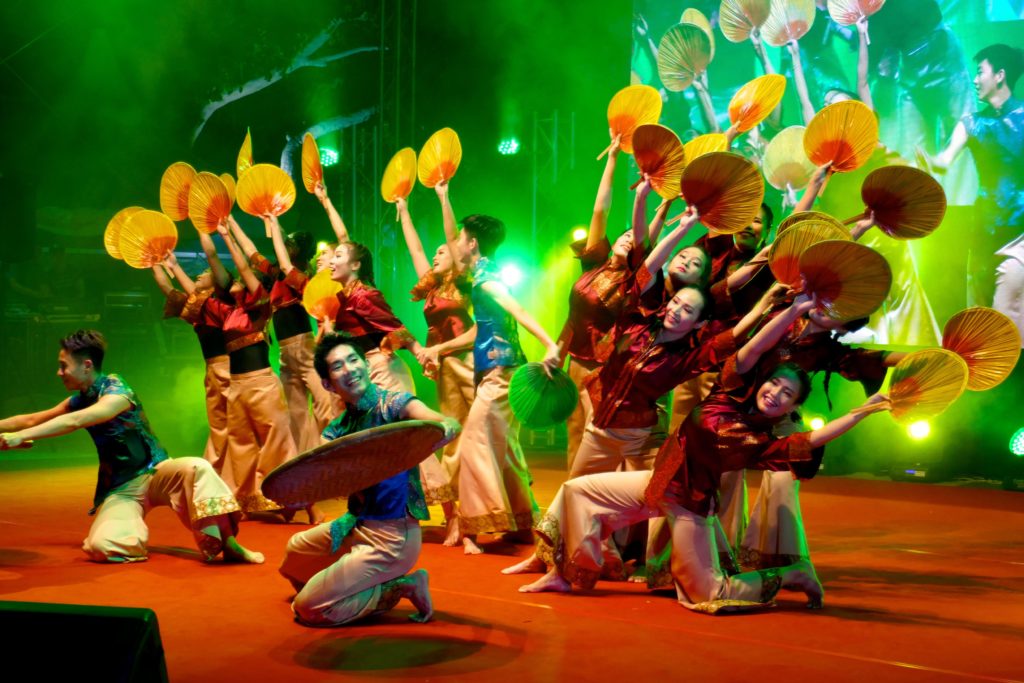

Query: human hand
left=850, top=210, right=877, bottom=241
left=314, top=182, right=328, bottom=203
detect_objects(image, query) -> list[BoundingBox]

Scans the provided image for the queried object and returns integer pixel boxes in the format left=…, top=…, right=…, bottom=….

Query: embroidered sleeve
left=182, top=289, right=217, bottom=325
left=162, top=290, right=188, bottom=319
left=283, top=267, right=309, bottom=295
left=98, top=374, right=137, bottom=408
left=382, top=390, right=416, bottom=422
left=249, top=252, right=275, bottom=277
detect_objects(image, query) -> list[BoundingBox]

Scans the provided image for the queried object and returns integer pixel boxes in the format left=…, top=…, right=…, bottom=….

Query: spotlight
left=908, top=421, right=931, bottom=440
left=316, top=241, right=329, bottom=252
left=1011, top=427, right=1024, bottom=457
left=808, top=417, right=825, bottom=430
left=320, top=147, right=339, bottom=167
left=572, top=227, right=588, bottom=241
left=498, top=138, right=521, bottom=155
left=499, top=264, right=523, bottom=288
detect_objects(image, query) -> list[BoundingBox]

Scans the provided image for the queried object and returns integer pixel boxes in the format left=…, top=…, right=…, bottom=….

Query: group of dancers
left=1, top=40, right=1020, bottom=626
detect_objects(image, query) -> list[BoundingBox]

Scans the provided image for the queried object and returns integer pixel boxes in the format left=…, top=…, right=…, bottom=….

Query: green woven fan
left=509, top=363, right=579, bottom=429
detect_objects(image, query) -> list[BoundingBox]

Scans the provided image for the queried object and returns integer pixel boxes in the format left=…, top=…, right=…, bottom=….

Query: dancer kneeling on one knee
left=279, top=332, right=460, bottom=627
left=0, top=330, right=262, bottom=565
left=504, top=294, right=892, bottom=613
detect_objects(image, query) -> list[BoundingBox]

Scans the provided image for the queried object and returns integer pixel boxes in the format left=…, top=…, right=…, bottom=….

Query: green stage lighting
left=572, top=227, right=587, bottom=241
left=500, top=264, right=523, bottom=288
left=908, top=420, right=931, bottom=440
left=498, top=138, right=521, bottom=155
left=808, top=417, right=825, bottom=430
left=1011, top=428, right=1024, bottom=457
left=316, top=241, right=330, bottom=252
left=320, top=147, right=339, bottom=167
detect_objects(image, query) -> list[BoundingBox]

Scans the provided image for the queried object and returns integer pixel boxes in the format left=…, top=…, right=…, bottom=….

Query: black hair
left=60, top=329, right=107, bottom=371
left=461, top=214, right=506, bottom=258
left=767, top=362, right=812, bottom=405
left=760, top=203, right=774, bottom=234
left=341, top=241, right=375, bottom=286
left=313, top=332, right=367, bottom=379
left=974, top=44, right=1024, bottom=90
left=286, top=231, right=316, bottom=266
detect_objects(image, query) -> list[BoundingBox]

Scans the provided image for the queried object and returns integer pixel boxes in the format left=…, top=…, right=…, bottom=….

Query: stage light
left=808, top=417, right=825, bottom=430
left=320, top=147, right=339, bottom=167
left=316, top=241, right=329, bottom=252
left=498, top=138, right=521, bottom=155
left=1010, top=428, right=1024, bottom=457
left=908, top=421, right=931, bottom=440
left=572, top=227, right=587, bottom=241
left=500, top=264, right=523, bottom=288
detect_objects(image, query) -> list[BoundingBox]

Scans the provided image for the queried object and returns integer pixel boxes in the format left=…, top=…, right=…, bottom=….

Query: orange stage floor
left=1, top=451, right=1022, bottom=682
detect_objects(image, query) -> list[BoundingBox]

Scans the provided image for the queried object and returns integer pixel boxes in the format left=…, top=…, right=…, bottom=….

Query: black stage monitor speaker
left=0, top=601, right=169, bottom=682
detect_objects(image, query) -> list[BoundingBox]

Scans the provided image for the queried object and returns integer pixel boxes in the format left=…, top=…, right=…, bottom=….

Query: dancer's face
left=610, top=231, right=634, bottom=260
left=662, top=287, right=705, bottom=336
left=454, top=228, right=475, bottom=264
left=329, top=244, right=358, bottom=283
left=316, top=246, right=335, bottom=273
left=57, top=349, right=93, bottom=391
left=756, top=374, right=802, bottom=419
left=974, top=59, right=1002, bottom=102
left=807, top=306, right=845, bottom=330
left=432, top=244, right=454, bottom=275
left=733, top=210, right=765, bottom=253
left=322, top=343, right=370, bottom=403
left=668, top=247, right=706, bottom=287
left=194, top=270, right=214, bottom=290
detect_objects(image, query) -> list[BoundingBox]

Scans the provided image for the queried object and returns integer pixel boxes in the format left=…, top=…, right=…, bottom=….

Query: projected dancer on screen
left=924, top=44, right=1024, bottom=343
left=0, top=330, right=263, bottom=565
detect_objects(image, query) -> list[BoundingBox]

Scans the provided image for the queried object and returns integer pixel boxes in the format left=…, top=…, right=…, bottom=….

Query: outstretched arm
left=480, top=282, right=560, bottom=372
left=0, top=395, right=130, bottom=449
left=736, top=293, right=816, bottom=374
left=397, top=197, right=431, bottom=278
left=855, top=18, right=874, bottom=111
left=265, top=214, right=295, bottom=274
left=923, top=121, right=968, bottom=173
left=808, top=393, right=888, bottom=448
left=435, top=181, right=461, bottom=274
left=793, top=165, right=829, bottom=213
left=641, top=205, right=701, bottom=293
left=162, top=252, right=195, bottom=294
left=151, top=265, right=175, bottom=296
left=220, top=217, right=262, bottom=294
left=314, top=182, right=350, bottom=243
left=587, top=136, right=620, bottom=250
left=788, top=41, right=817, bottom=125
left=198, top=232, right=231, bottom=290
left=0, top=397, right=72, bottom=434
left=631, top=177, right=653, bottom=249
left=647, top=198, right=675, bottom=246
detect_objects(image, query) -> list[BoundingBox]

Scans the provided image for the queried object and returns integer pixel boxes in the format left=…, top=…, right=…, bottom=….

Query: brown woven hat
left=261, top=420, right=447, bottom=506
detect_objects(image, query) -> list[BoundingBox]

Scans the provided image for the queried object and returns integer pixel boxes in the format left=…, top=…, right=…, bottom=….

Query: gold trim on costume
left=226, top=332, right=266, bottom=354
left=192, top=495, right=242, bottom=522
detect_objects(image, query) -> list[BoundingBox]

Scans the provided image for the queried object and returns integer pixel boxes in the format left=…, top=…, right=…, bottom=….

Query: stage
left=1, top=450, right=1022, bottom=682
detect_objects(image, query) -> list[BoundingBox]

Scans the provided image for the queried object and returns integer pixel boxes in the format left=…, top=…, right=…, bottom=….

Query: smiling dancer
left=278, top=332, right=459, bottom=626
left=0, top=330, right=262, bottom=565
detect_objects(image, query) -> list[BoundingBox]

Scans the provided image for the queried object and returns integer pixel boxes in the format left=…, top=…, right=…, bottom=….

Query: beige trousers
left=82, top=457, right=241, bottom=562
left=366, top=349, right=454, bottom=504
left=224, top=367, right=297, bottom=513
left=456, top=367, right=539, bottom=534
left=568, top=417, right=660, bottom=478
left=201, top=355, right=230, bottom=472
left=565, top=357, right=598, bottom=472
left=280, top=516, right=420, bottom=626
left=279, top=334, right=339, bottom=452
left=437, top=352, right=475, bottom=486
left=738, top=471, right=810, bottom=569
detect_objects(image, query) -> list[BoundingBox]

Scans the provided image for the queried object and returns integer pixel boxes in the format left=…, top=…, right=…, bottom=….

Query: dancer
left=279, top=332, right=459, bottom=626
left=172, top=219, right=298, bottom=516
left=437, top=182, right=560, bottom=554
left=924, top=44, right=1024, bottom=341
left=506, top=297, right=890, bottom=613
left=397, top=191, right=473, bottom=544
left=151, top=240, right=230, bottom=472
left=228, top=214, right=336, bottom=453
left=0, top=330, right=263, bottom=565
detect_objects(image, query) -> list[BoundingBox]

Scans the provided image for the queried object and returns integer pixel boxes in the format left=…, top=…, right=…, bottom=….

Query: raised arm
left=396, top=197, right=431, bottom=278
left=226, top=213, right=260, bottom=260
left=787, top=41, right=817, bottom=125
left=151, top=265, right=175, bottom=296
left=849, top=210, right=878, bottom=241
left=793, top=165, right=829, bottom=213
left=219, top=218, right=262, bottom=294
left=647, top=197, right=675, bottom=246
left=631, top=177, right=653, bottom=248
left=198, top=232, right=231, bottom=290
left=724, top=243, right=771, bottom=291
left=587, top=136, right=621, bottom=250
left=162, top=252, right=196, bottom=295
left=314, top=182, right=350, bottom=243
left=855, top=18, right=874, bottom=111
left=736, top=293, right=816, bottom=374
left=480, top=282, right=560, bottom=372
left=0, top=394, right=129, bottom=449
left=641, top=205, right=701, bottom=292
left=435, top=180, right=461, bottom=274
left=265, top=214, right=295, bottom=274
left=732, top=282, right=787, bottom=340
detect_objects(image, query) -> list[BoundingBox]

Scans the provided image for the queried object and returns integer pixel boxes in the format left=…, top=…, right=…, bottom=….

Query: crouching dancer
left=0, top=330, right=262, bottom=564
left=279, top=332, right=460, bottom=626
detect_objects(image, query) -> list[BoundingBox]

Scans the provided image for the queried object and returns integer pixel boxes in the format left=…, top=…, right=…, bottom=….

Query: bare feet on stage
left=398, top=569, right=434, bottom=623
left=501, top=553, right=545, bottom=575
left=462, top=535, right=483, bottom=555
left=443, top=516, right=461, bottom=547
left=782, top=559, right=824, bottom=609
left=222, top=536, right=266, bottom=564
left=518, top=569, right=571, bottom=593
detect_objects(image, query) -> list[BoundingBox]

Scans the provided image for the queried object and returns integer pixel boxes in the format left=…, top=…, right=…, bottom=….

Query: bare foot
left=501, top=553, right=545, bottom=575
left=306, top=504, right=325, bottom=525
left=626, top=561, right=647, bottom=583
left=442, top=517, right=461, bottom=547
left=518, top=569, right=571, bottom=593
left=782, top=559, right=823, bottom=609
left=399, top=569, right=434, bottom=623
left=222, top=537, right=265, bottom=564
left=463, top=536, right=483, bottom=555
